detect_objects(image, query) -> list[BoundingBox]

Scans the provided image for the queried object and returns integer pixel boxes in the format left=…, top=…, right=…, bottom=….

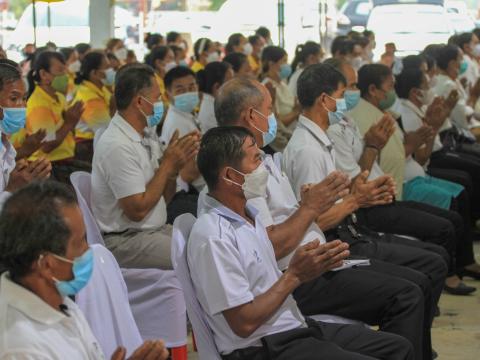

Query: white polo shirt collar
left=1, top=272, right=67, bottom=325
left=205, top=194, right=259, bottom=225
left=111, top=112, right=143, bottom=143
left=298, top=114, right=334, bottom=152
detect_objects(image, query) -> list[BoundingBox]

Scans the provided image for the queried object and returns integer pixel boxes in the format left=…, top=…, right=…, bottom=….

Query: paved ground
left=186, top=243, right=480, bottom=359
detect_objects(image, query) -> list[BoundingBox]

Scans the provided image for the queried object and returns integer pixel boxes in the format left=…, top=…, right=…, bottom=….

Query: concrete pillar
left=89, top=0, right=114, bottom=48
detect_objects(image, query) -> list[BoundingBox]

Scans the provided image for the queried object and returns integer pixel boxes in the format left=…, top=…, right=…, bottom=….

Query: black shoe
left=444, top=282, right=476, bottom=295
left=432, top=349, right=438, bottom=359
left=458, top=268, right=480, bottom=280
left=434, top=306, right=440, bottom=317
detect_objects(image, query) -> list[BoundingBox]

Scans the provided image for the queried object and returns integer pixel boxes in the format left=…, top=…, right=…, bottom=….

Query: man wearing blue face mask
left=92, top=64, right=200, bottom=269
left=0, top=181, right=169, bottom=360
left=161, top=66, right=205, bottom=193
left=0, top=59, right=51, bottom=210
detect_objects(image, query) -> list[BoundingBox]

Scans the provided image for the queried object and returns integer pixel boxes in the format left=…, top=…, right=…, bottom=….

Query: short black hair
left=146, top=33, right=164, bottom=50
left=115, top=63, right=155, bottom=110
left=75, top=51, right=105, bottom=85
left=261, top=46, right=287, bottom=73
left=0, top=181, right=77, bottom=280
left=402, top=55, right=426, bottom=71
left=167, top=31, right=181, bottom=44
left=452, top=32, right=472, bottom=52
left=197, top=126, right=254, bottom=191
left=248, top=35, right=261, bottom=46
left=215, top=77, right=263, bottom=126
left=197, top=61, right=232, bottom=95
left=0, top=59, right=21, bottom=92
left=395, top=68, right=424, bottom=99
left=75, top=43, right=91, bottom=56
left=226, top=33, right=245, bottom=55
left=331, top=36, right=354, bottom=56
left=357, top=64, right=392, bottom=97
left=434, top=45, right=460, bottom=71
left=256, top=26, right=271, bottom=39
left=297, top=63, right=346, bottom=108
left=145, top=46, right=170, bottom=68
left=59, top=47, right=75, bottom=62
left=164, top=65, right=196, bottom=90
left=223, top=52, right=248, bottom=73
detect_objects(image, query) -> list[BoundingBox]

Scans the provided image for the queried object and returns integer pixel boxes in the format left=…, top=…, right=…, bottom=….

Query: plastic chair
left=172, top=214, right=222, bottom=360
left=70, top=172, right=188, bottom=359
left=77, top=244, right=143, bottom=358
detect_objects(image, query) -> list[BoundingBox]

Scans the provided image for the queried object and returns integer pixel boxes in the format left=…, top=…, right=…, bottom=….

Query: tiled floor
left=187, top=243, right=480, bottom=359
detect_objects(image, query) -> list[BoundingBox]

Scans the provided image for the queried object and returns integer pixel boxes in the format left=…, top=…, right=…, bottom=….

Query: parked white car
left=367, top=3, right=453, bottom=59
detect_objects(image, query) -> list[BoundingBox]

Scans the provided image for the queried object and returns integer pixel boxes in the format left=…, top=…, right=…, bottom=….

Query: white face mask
left=206, top=51, right=220, bottom=63
left=224, top=163, right=269, bottom=200
left=114, top=47, right=128, bottom=61
left=243, top=43, right=253, bottom=56
left=165, top=61, right=177, bottom=73
left=429, top=75, right=438, bottom=88
left=350, top=56, right=364, bottom=71
left=473, top=44, right=480, bottom=58
left=68, top=60, right=81, bottom=74
left=419, top=89, right=435, bottom=106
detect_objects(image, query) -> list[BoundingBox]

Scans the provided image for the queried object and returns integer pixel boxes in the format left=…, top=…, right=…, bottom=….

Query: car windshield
left=369, top=5, right=449, bottom=34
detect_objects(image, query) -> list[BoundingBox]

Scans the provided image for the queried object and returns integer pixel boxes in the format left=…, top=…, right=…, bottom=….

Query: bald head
left=214, top=77, right=264, bottom=126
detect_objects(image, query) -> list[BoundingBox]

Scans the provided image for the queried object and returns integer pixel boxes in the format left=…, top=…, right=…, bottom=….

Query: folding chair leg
left=171, top=345, right=188, bottom=360
left=192, top=331, right=197, bottom=352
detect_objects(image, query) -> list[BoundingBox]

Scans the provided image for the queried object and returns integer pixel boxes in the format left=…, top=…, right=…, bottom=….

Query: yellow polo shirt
left=191, top=61, right=204, bottom=73
left=248, top=55, right=260, bottom=73
left=26, top=86, right=75, bottom=161
left=155, top=73, right=169, bottom=105
left=72, top=80, right=112, bottom=140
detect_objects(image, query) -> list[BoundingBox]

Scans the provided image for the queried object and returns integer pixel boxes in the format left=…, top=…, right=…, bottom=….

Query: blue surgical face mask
left=344, top=90, right=361, bottom=111
left=50, top=248, right=94, bottom=297
left=102, top=68, right=116, bottom=87
left=140, top=97, right=165, bottom=128
left=179, top=60, right=189, bottom=68
left=459, top=60, right=468, bottom=75
left=324, top=95, right=346, bottom=126
left=0, top=107, right=26, bottom=135
left=174, top=92, right=199, bottom=114
left=251, top=109, right=277, bottom=147
left=279, top=63, right=292, bottom=80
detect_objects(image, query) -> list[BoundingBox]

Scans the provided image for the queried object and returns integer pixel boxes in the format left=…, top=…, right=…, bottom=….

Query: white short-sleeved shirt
left=187, top=196, right=306, bottom=355
left=431, top=74, right=474, bottom=135
left=91, top=113, right=167, bottom=233
left=160, top=105, right=200, bottom=144
left=283, top=115, right=336, bottom=200
left=0, top=273, right=105, bottom=360
left=400, top=99, right=443, bottom=154
left=287, top=68, right=304, bottom=98
left=327, top=115, right=384, bottom=181
left=197, top=154, right=326, bottom=271
left=197, top=94, right=217, bottom=134
left=0, top=136, right=16, bottom=210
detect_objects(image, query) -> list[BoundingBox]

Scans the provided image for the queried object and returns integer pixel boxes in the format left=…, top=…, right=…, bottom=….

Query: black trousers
left=356, top=200, right=476, bottom=270
left=429, top=149, right=480, bottom=214
left=222, top=319, right=414, bottom=360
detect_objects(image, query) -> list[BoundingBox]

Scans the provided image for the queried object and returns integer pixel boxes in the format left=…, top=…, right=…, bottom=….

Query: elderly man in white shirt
left=0, top=181, right=169, bottom=360
left=283, top=63, right=453, bottom=359
left=92, top=64, right=199, bottom=269
left=190, top=126, right=413, bottom=360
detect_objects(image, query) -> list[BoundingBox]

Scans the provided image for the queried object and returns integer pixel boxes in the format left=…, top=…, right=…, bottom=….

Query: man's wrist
left=282, top=270, right=302, bottom=291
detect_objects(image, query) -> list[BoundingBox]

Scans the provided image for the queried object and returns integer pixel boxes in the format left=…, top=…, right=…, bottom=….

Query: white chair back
left=70, top=171, right=187, bottom=348
left=70, top=171, right=105, bottom=246
left=77, top=244, right=143, bottom=358
left=172, top=214, right=221, bottom=360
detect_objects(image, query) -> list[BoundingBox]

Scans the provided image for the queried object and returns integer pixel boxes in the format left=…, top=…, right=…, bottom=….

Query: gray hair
left=214, top=77, right=263, bottom=126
